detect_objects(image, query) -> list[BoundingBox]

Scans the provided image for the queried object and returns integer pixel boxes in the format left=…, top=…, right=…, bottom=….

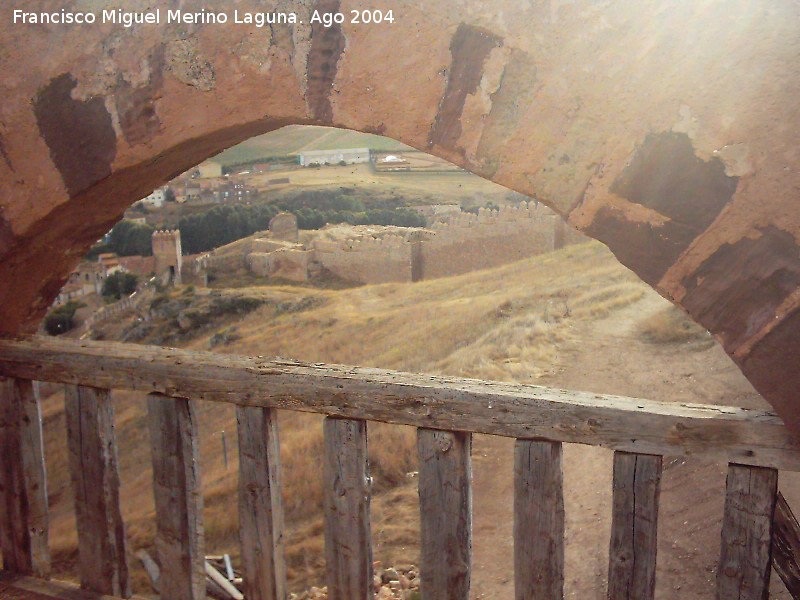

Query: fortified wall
left=419, top=204, right=561, bottom=280
left=219, top=204, right=587, bottom=285
left=312, top=233, right=416, bottom=284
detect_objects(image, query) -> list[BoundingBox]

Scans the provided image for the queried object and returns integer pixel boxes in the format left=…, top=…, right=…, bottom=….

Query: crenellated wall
left=246, top=203, right=589, bottom=285
left=419, top=203, right=565, bottom=279
left=312, top=233, right=415, bottom=284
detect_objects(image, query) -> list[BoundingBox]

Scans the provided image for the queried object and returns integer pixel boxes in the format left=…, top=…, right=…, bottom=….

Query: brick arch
left=1, top=0, right=798, bottom=432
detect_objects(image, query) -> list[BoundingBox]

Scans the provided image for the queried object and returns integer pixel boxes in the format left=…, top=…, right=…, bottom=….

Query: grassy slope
left=42, top=241, right=649, bottom=594
left=211, top=125, right=412, bottom=166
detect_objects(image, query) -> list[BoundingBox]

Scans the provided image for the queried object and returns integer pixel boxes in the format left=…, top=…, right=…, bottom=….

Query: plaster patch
left=165, top=38, right=216, bottom=91
left=713, top=143, right=753, bottom=177
left=672, top=104, right=699, bottom=139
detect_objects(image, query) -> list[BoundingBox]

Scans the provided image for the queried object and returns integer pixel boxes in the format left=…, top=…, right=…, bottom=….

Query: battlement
left=240, top=206, right=585, bottom=285
left=152, top=229, right=181, bottom=240
left=339, top=233, right=409, bottom=252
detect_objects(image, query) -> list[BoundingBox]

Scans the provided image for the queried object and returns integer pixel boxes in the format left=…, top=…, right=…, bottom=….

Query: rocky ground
left=289, top=563, right=420, bottom=599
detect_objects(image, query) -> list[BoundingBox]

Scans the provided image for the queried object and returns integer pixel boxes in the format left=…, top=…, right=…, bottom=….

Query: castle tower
left=152, top=229, right=183, bottom=285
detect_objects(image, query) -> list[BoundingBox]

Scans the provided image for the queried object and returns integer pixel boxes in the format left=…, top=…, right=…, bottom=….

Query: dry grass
left=636, top=305, right=714, bottom=347
left=44, top=240, right=652, bottom=595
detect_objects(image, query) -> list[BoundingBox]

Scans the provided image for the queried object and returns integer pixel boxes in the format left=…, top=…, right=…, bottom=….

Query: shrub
left=637, top=306, right=711, bottom=345
left=208, top=295, right=265, bottom=316
left=43, top=301, right=84, bottom=336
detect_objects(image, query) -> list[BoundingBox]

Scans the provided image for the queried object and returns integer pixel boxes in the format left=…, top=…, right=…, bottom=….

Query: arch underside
left=0, top=0, right=798, bottom=432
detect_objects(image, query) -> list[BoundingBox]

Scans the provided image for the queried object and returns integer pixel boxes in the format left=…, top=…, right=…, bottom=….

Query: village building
left=139, top=188, right=168, bottom=208
left=299, top=148, right=370, bottom=166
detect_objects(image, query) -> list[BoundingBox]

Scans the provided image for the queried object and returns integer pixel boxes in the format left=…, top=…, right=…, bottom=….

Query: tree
left=107, top=220, right=155, bottom=256
left=102, top=271, right=139, bottom=300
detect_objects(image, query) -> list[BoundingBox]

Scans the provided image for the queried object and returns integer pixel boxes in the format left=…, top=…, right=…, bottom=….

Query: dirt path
left=469, top=288, right=799, bottom=598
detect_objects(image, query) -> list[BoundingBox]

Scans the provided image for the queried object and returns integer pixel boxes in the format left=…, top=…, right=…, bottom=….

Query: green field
left=211, top=125, right=412, bottom=166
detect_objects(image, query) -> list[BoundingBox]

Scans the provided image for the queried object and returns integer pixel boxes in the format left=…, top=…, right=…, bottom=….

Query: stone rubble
left=288, top=563, right=421, bottom=599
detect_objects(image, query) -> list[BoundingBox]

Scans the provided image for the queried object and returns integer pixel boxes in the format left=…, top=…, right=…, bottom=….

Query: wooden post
left=147, top=393, right=205, bottom=600
left=236, top=406, right=287, bottom=600
left=0, top=377, right=50, bottom=578
left=323, top=418, right=372, bottom=600
left=771, top=491, right=800, bottom=597
left=717, top=463, right=777, bottom=600
left=607, top=451, right=662, bottom=600
left=64, top=384, right=130, bottom=597
left=418, top=428, right=472, bottom=600
left=514, top=439, right=564, bottom=600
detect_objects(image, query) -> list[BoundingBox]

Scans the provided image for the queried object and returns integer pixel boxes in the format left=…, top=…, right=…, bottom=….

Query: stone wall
left=187, top=252, right=245, bottom=277
left=249, top=248, right=312, bottom=282
left=419, top=204, right=561, bottom=279
left=312, top=235, right=414, bottom=284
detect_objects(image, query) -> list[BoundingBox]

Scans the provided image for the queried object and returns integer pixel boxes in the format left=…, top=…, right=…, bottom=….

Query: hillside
left=211, top=125, right=412, bottom=166
left=39, top=241, right=798, bottom=598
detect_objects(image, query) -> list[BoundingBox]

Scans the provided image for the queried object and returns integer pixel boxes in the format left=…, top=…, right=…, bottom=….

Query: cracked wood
left=607, top=452, right=662, bottom=600
left=237, top=406, right=287, bottom=600
left=64, top=384, right=130, bottom=597
left=717, top=464, right=778, bottom=600
left=0, top=377, right=49, bottom=577
left=147, top=394, right=205, bottom=600
left=418, top=429, right=472, bottom=600
left=0, top=336, right=798, bottom=470
left=514, top=439, right=564, bottom=600
left=323, top=418, right=372, bottom=600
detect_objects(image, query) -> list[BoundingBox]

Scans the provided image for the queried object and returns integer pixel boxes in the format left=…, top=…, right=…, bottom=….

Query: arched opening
left=27, top=124, right=799, bottom=598
left=2, top=4, right=800, bottom=596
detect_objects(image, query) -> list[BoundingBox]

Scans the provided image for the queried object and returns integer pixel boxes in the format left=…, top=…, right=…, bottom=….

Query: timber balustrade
left=0, top=335, right=799, bottom=599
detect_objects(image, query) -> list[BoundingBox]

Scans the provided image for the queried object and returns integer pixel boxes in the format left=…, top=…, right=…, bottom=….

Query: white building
left=140, top=188, right=167, bottom=208
left=299, top=148, right=370, bottom=166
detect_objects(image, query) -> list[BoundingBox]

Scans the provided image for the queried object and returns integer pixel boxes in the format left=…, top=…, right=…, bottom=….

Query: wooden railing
left=1, top=335, right=799, bottom=599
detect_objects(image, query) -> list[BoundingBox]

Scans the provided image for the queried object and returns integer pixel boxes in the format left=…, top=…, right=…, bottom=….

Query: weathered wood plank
left=514, top=439, right=564, bottom=600
left=204, top=562, right=243, bottom=600
left=323, top=418, right=372, bottom=600
left=0, top=377, right=50, bottom=577
left=772, top=492, right=800, bottom=598
left=147, top=394, right=205, bottom=600
left=0, top=569, right=149, bottom=600
left=1, top=336, right=799, bottom=470
left=135, top=549, right=160, bottom=593
left=64, top=385, right=130, bottom=597
left=607, top=452, right=662, bottom=600
left=717, top=464, right=778, bottom=600
left=418, top=429, right=471, bottom=600
left=236, top=406, right=286, bottom=600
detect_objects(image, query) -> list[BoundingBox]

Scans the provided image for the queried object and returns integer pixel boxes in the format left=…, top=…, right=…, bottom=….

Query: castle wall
left=313, top=235, right=414, bottom=284
left=419, top=204, right=561, bottom=279
left=241, top=204, right=584, bottom=285
left=271, top=249, right=312, bottom=282
left=252, top=239, right=291, bottom=253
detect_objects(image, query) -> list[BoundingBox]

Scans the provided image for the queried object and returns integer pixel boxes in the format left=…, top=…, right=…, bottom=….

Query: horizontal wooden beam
left=0, top=336, right=799, bottom=470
